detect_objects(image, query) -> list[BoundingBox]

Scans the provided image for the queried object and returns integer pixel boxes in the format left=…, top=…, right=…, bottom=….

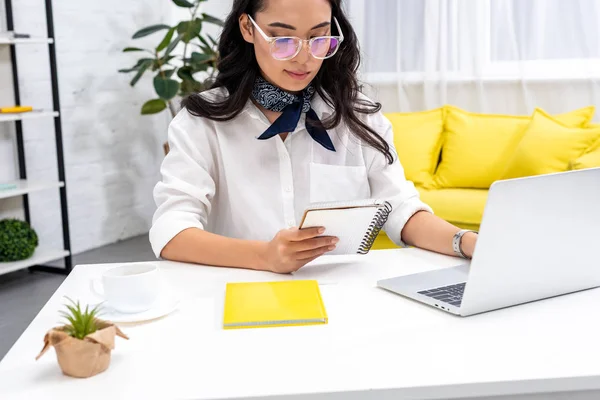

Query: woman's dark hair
left=182, top=0, right=393, bottom=164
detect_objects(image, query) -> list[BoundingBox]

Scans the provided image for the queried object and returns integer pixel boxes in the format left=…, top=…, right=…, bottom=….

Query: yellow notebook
left=223, top=280, right=328, bottom=329
left=0, top=106, right=33, bottom=113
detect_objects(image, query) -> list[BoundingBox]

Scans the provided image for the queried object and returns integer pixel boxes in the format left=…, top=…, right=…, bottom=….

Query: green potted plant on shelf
left=0, top=218, right=38, bottom=262
left=36, top=298, right=128, bottom=378
left=119, top=0, right=223, bottom=154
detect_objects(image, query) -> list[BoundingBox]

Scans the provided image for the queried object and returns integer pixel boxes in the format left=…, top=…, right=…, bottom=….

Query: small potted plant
left=36, top=298, right=128, bottom=378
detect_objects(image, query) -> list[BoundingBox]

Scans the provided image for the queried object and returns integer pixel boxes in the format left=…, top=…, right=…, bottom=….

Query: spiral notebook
left=299, top=199, right=392, bottom=255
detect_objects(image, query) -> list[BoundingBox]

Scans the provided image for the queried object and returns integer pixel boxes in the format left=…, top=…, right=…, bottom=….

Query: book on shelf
left=0, top=183, right=17, bottom=191
left=0, top=106, right=33, bottom=113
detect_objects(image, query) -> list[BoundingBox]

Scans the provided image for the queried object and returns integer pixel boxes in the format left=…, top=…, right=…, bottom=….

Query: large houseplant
left=119, top=0, right=223, bottom=153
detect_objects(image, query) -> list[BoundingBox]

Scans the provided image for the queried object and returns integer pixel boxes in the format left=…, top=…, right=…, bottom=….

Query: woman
left=150, top=0, right=478, bottom=273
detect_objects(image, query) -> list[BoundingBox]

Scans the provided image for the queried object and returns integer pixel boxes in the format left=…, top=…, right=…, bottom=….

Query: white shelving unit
left=0, top=180, right=64, bottom=200
left=0, top=249, right=70, bottom=276
left=0, top=1, right=72, bottom=276
left=0, top=36, right=54, bottom=45
left=0, top=110, right=58, bottom=122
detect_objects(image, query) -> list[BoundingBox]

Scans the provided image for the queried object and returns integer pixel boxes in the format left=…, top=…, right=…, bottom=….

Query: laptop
left=377, top=167, right=600, bottom=316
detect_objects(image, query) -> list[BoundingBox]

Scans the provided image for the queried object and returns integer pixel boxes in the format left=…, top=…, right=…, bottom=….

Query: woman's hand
left=259, top=227, right=338, bottom=274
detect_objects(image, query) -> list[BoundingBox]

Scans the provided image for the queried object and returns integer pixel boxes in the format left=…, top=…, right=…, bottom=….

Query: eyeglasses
left=247, top=14, right=344, bottom=61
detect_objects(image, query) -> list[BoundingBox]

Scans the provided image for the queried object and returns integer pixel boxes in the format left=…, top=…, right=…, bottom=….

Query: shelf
left=0, top=248, right=70, bottom=276
left=0, top=110, right=58, bottom=122
left=0, top=180, right=64, bottom=200
left=0, top=36, right=53, bottom=45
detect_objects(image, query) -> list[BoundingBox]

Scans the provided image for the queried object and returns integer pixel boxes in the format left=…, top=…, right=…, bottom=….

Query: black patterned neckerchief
left=251, top=76, right=336, bottom=152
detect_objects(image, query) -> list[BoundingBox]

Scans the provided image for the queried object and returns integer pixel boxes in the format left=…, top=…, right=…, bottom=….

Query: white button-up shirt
left=149, top=88, right=432, bottom=258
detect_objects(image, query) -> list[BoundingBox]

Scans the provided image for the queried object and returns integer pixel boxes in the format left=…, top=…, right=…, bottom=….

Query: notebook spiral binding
left=357, top=201, right=393, bottom=255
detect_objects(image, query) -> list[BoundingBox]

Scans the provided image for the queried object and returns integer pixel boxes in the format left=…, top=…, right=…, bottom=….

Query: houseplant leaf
left=177, top=66, right=195, bottom=81
left=132, top=24, right=171, bottom=39
left=202, top=13, right=224, bottom=27
left=197, top=35, right=213, bottom=53
left=164, top=33, right=183, bottom=56
left=156, top=27, right=176, bottom=52
left=118, top=57, right=154, bottom=73
left=141, top=99, right=167, bottom=115
left=191, top=52, right=212, bottom=64
left=130, top=59, right=153, bottom=86
left=154, top=75, right=180, bottom=100
left=207, top=33, right=218, bottom=46
left=177, top=18, right=202, bottom=43
left=172, top=0, right=195, bottom=7
left=123, top=47, right=148, bottom=52
left=163, top=69, right=176, bottom=78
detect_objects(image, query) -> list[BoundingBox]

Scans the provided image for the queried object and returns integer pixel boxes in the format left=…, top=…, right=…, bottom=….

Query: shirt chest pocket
left=309, top=163, right=371, bottom=203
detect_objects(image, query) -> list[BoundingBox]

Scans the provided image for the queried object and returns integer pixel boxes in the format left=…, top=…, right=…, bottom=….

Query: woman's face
left=240, top=0, right=333, bottom=92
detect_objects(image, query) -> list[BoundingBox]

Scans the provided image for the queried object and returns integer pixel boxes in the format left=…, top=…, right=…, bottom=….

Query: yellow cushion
left=502, top=110, right=600, bottom=180
left=419, top=188, right=488, bottom=225
left=419, top=187, right=488, bottom=228
left=371, top=186, right=486, bottom=250
left=433, top=106, right=596, bottom=189
left=572, top=137, right=600, bottom=170
left=371, top=231, right=400, bottom=250
left=387, top=108, right=444, bottom=187
left=555, top=107, right=596, bottom=127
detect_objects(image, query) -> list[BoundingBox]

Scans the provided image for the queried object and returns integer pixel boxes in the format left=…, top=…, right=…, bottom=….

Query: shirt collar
left=242, top=91, right=332, bottom=125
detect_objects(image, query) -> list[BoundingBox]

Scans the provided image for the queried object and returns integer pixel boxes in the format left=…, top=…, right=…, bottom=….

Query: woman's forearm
left=401, top=211, right=477, bottom=258
left=160, top=228, right=268, bottom=270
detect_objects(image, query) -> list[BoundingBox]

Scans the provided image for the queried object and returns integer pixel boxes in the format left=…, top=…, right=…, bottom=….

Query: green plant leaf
left=202, top=13, right=224, bottom=27
left=164, top=33, right=183, bottom=56
left=132, top=24, right=171, bottom=39
left=193, top=63, right=210, bottom=73
left=154, top=76, right=180, bottom=100
left=177, top=66, right=195, bottom=81
left=130, top=59, right=152, bottom=86
left=180, top=77, right=205, bottom=95
left=123, top=47, right=147, bottom=52
left=156, top=27, right=176, bottom=52
left=177, top=18, right=202, bottom=43
left=191, top=52, right=212, bottom=64
left=163, top=69, right=176, bottom=78
left=206, top=34, right=218, bottom=46
left=172, top=0, right=194, bottom=7
left=118, top=66, right=138, bottom=73
left=141, top=99, right=167, bottom=114
left=197, top=35, right=213, bottom=52
left=59, top=297, right=100, bottom=340
left=119, top=57, right=155, bottom=73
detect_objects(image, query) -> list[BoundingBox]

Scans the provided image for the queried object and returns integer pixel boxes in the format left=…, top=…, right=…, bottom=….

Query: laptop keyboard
left=418, top=283, right=466, bottom=307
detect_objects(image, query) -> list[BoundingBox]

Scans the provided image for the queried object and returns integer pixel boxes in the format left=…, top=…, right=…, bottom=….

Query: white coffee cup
left=91, top=263, right=160, bottom=314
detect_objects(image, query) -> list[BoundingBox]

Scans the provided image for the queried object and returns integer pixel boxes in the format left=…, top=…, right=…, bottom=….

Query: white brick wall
left=0, top=0, right=232, bottom=257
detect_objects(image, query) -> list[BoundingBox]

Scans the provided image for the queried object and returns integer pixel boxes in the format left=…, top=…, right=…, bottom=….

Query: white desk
left=1, top=248, right=600, bottom=400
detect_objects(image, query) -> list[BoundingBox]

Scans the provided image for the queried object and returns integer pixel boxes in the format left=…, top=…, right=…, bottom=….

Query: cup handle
left=90, top=278, right=105, bottom=298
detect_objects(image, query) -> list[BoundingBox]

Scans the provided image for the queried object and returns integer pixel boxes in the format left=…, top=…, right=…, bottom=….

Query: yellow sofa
left=373, top=106, right=600, bottom=250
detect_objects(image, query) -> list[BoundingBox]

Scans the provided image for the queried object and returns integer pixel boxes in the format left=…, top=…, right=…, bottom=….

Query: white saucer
left=97, top=292, right=181, bottom=323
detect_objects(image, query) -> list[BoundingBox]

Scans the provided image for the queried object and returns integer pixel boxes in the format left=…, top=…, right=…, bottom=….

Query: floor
left=0, top=234, right=155, bottom=360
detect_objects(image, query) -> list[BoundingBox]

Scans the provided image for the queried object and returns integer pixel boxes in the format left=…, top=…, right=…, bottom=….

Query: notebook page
left=300, top=207, right=378, bottom=255
left=307, top=199, right=383, bottom=211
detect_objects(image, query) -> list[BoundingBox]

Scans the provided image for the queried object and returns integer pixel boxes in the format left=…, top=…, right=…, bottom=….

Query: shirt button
left=285, top=186, right=292, bottom=193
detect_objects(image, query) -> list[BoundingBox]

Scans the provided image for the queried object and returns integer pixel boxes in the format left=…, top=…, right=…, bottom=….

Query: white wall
left=0, top=0, right=230, bottom=257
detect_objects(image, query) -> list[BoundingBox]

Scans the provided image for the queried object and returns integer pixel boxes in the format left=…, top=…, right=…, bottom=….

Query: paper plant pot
left=36, top=319, right=129, bottom=378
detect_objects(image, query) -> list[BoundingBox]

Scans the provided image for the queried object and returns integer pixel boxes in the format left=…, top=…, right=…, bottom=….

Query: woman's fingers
left=295, top=244, right=336, bottom=261
left=291, top=236, right=338, bottom=252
